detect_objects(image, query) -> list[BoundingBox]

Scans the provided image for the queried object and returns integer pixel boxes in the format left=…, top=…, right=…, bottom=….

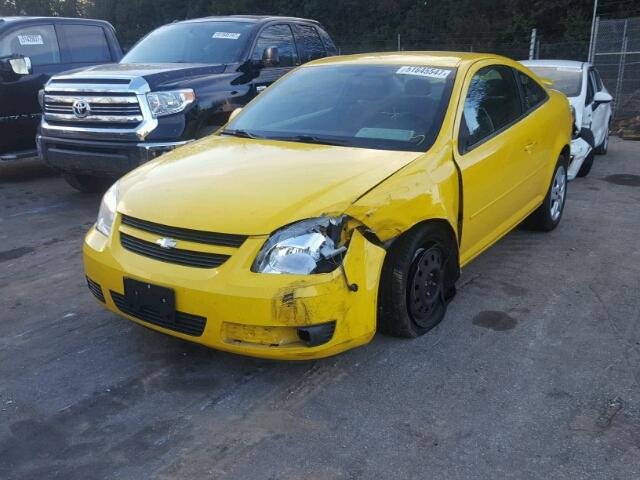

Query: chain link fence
left=592, top=17, right=640, bottom=138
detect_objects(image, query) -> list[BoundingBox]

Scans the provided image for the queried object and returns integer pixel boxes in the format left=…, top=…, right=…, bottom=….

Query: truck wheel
left=577, top=150, right=594, bottom=177
left=63, top=173, right=109, bottom=193
left=378, top=223, right=456, bottom=338
left=527, top=155, right=568, bottom=232
left=594, top=129, right=609, bottom=155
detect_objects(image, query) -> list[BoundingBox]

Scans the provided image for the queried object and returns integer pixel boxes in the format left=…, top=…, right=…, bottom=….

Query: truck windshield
left=121, top=21, right=253, bottom=64
left=224, top=64, right=456, bottom=152
left=527, top=66, right=583, bottom=97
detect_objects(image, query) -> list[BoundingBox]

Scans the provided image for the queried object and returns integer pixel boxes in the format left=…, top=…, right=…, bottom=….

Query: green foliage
left=1, top=0, right=597, bottom=53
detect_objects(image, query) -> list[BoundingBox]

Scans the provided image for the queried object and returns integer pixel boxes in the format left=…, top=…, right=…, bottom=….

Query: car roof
left=0, top=16, right=113, bottom=28
left=180, top=15, right=321, bottom=25
left=308, top=51, right=509, bottom=68
left=521, top=59, right=586, bottom=69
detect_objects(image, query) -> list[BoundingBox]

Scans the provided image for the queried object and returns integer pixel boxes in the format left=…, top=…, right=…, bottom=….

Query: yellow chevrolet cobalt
left=84, top=52, right=571, bottom=360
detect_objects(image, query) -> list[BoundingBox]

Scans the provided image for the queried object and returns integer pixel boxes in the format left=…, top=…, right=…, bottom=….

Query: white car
left=521, top=60, right=613, bottom=180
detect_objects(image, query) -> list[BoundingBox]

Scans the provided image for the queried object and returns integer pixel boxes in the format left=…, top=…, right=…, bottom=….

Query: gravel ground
left=1, top=138, right=639, bottom=479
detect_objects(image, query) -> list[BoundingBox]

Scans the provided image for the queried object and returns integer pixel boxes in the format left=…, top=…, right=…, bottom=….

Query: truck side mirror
left=8, top=55, right=32, bottom=76
left=262, top=46, right=279, bottom=67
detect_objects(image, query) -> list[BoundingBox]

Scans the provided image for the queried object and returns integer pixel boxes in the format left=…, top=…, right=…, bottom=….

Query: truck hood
left=52, top=63, right=227, bottom=89
left=118, top=136, right=421, bottom=236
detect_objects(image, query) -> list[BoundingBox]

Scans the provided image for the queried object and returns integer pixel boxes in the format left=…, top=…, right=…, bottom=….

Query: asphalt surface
left=1, top=139, right=639, bottom=480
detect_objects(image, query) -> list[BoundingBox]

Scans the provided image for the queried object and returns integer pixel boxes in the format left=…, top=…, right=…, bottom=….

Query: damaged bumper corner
left=83, top=227, right=386, bottom=360
left=568, top=136, right=592, bottom=181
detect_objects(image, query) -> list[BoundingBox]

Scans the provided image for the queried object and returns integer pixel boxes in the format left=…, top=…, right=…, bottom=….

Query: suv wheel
left=63, top=173, right=109, bottom=193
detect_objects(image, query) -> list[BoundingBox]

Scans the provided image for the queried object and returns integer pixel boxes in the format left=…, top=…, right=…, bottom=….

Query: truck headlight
left=252, top=217, right=348, bottom=275
left=96, top=181, right=119, bottom=237
left=146, top=89, right=195, bottom=118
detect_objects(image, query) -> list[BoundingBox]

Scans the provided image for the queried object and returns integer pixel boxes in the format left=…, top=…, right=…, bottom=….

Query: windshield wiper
left=220, top=128, right=258, bottom=139
left=270, top=134, right=349, bottom=147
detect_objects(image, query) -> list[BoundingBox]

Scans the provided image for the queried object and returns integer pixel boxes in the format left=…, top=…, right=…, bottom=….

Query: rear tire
left=378, top=223, right=457, bottom=338
left=63, top=173, right=109, bottom=193
left=527, top=156, right=568, bottom=232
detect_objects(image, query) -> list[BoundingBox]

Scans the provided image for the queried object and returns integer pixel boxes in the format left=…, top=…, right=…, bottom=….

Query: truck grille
left=43, top=93, right=143, bottom=126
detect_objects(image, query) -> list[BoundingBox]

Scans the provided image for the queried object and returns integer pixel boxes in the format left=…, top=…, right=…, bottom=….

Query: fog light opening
left=297, top=321, right=337, bottom=347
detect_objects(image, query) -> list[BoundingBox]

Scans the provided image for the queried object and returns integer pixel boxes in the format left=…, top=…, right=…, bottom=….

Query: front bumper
left=38, top=135, right=189, bottom=177
left=83, top=222, right=386, bottom=360
left=568, top=137, right=592, bottom=181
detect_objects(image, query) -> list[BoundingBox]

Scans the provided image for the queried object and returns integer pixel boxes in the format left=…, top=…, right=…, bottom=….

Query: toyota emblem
left=72, top=99, right=91, bottom=118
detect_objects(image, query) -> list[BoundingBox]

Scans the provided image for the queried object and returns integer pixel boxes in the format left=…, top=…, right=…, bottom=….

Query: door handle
left=524, top=141, right=537, bottom=153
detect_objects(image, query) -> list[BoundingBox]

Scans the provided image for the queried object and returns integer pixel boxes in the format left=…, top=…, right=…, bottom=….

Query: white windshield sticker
left=396, top=66, right=450, bottom=79
left=18, top=34, right=44, bottom=46
left=212, top=32, right=241, bottom=40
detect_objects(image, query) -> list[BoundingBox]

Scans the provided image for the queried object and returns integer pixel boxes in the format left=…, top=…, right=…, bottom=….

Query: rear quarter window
left=517, top=70, right=548, bottom=111
left=293, top=24, right=326, bottom=62
left=58, top=24, right=112, bottom=63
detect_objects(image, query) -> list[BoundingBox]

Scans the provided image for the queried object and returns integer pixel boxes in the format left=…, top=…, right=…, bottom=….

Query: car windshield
left=121, top=21, right=253, bottom=64
left=527, top=65, right=583, bottom=97
left=224, top=64, right=456, bottom=152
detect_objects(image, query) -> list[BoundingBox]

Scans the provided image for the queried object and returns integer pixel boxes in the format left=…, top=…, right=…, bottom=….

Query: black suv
left=0, top=16, right=121, bottom=160
left=38, top=15, right=338, bottom=192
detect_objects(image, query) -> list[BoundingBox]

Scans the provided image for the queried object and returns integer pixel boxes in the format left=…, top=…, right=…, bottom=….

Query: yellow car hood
left=119, top=136, right=420, bottom=235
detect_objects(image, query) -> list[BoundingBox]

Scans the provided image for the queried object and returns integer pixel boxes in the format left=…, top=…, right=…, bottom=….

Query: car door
left=588, top=68, right=608, bottom=146
left=0, top=24, right=67, bottom=153
left=453, top=62, right=535, bottom=264
left=249, top=24, right=300, bottom=96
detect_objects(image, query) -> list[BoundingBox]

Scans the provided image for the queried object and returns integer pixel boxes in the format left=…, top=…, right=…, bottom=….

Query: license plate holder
left=123, top=278, right=175, bottom=322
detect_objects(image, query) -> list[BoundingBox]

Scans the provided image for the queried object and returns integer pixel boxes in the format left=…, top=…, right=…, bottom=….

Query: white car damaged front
left=521, top=59, right=613, bottom=180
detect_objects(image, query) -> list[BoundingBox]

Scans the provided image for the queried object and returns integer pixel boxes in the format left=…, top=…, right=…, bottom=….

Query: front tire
left=594, top=129, right=609, bottom=155
left=378, top=224, right=457, bottom=338
left=577, top=150, right=594, bottom=177
left=63, top=173, right=109, bottom=193
left=527, top=156, right=568, bottom=232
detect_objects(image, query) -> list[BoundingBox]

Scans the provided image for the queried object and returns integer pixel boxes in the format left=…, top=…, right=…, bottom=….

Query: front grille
left=121, top=215, right=247, bottom=248
left=86, top=276, right=105, bottom=303
left=110, top=291, right=206, bottom=336
left=120, top=232, right=230, bottom=268
left=44, top=93, right=142, bottom=125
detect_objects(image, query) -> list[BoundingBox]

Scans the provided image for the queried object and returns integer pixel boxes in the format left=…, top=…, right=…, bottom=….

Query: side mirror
left=0, top=55, right=32, bottom=79
left=229, top=107, right=242, bottom=122
left=262, top=46, right=279, bottom=67
left=593, top=91, right=613, bottom=103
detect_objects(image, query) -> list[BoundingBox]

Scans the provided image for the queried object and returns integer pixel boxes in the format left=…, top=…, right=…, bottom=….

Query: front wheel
left=526, top=157, right=568, bottom=232
left=378, top=224, right=457, bottom=338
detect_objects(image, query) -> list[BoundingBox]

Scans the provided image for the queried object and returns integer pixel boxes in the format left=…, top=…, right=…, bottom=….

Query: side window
left=293, top=24, right=326, bottom=62
left=590, top=69, right=603, bottom=91
left=594, top=69, right=604, bottom=90
left=252, top=24, right=299, bottom=68
left=317, top=28, right=338, bottom=55
left=459, top=65, right=523, bottom=151
left=58, top=24, right=111, bottom=63
left=0, top=24, right=60, bottom=65
left=517, top=70, right=548, bottom=111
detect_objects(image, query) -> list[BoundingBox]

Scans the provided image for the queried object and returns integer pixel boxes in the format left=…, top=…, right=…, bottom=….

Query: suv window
left=252, top=24, right=299, bottom=68
left=517, top=70, right=548, bottom=111
left=0, top=24, right=60, bottom=65
left=460, top=65, right=523, bottom=151
left=317, top=28, right=338, bottom=55
left=58, top=24, right=111, bottom=63
left=293, top=24, right=326, bottom=62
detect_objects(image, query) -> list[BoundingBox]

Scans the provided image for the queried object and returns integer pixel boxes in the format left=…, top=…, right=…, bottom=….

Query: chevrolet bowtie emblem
left=156, top=237, right=177, bottom=249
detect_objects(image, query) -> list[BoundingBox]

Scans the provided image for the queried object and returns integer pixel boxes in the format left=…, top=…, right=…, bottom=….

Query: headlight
left=252, top=217, right=348, bottom=275
left=96, top=181, right=119, bottom=236
left=146, top=89, right=195, bottom=118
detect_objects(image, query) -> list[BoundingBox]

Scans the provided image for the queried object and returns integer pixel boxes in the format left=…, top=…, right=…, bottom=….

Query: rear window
left=527, top=65, right=583, bottom=97
left=58, top=24, right=111, bottom=63
left=294, top=24, right=326, bottom=62
left=0, top=24, right=60, bottom=65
